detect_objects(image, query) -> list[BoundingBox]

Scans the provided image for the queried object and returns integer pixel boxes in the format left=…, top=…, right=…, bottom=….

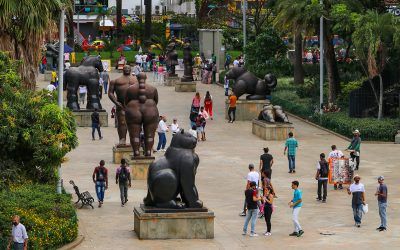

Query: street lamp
left=242, top=0, right=247, bottom=59
left=319, top=0, right=324, bottom=114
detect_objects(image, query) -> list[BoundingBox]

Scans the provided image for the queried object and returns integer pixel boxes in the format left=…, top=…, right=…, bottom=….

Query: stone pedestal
left=252, top=119, right=294, bottom=140
left=72, top=110, right=108, bottom=127
left=165, top=76, right=180, bottom=87
left=134, top=206, right=214, bottom=239
left=129, top=157, right=154, bottom=180
left=225, top=99, right=269, bottom=121
left=112, top=145, right=133, bottom=164
left=395, top=131, right=400, bottom=144
left=175, top=82, right=196, bottom=92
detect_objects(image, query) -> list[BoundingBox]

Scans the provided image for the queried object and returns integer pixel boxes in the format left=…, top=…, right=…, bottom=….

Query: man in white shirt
left=7, top=215, right=28, bottom=250
left=233, top=58, right=239, bottom=67
left=347, top=175, right=366, bottom=227
left=240, top=164, right=260, bottom=216
left=156, top=116, right=168, bottom=152
left=170, top=118, right=180, bottom=135
left=328, top=145, right=344, bottom=190
left=135, top=53, right=143, bottom=66
left=46, top=83, right=56, bottom=92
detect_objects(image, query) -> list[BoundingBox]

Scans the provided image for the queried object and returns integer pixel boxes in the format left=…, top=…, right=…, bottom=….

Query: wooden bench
left=69, top=180, right=94, bottom=209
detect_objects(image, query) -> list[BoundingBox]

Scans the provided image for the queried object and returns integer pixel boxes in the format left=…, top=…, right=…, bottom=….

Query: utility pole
left=242, top=0, right=247, bottom=57
left=57, top=7, right=65, bottom=194
left=144, top=0, right=152, bottom=44
left=319, top=0, right=324, bottom=114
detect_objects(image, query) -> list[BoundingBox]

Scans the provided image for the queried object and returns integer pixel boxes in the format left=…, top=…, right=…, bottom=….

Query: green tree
left=0, top=0, right=65, bottom=89
left=352, top=10, right=400, bottom=119
left=0, top=52, right=78, bottom=184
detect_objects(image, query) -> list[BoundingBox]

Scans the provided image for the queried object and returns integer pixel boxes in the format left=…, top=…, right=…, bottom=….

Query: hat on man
left=378, top=176, right=384, bottom=180
left=353, top=174, right=360, bottom=180
left=353, top=129, right=360, bottom=134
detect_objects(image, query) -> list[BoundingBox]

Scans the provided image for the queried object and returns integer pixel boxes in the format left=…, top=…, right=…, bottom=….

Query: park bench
left=69, top=180, right=94, bottom=209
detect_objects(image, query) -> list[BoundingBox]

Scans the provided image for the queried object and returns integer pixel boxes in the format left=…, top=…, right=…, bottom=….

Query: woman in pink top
left=192, top=92, right=201, bottom=110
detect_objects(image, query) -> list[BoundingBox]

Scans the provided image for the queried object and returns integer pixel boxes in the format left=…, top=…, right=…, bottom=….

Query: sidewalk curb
left=58, top=235, right=84, bottom=250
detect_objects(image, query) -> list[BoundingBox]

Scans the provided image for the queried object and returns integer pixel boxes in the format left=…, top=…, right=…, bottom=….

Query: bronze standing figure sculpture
left=108, top=65, right=138, bottom=145
left=165, top=37, right=179, bottom=77
left=125, top=73, right=159, bottom=157
left=181, top=38, right=193, bottom=82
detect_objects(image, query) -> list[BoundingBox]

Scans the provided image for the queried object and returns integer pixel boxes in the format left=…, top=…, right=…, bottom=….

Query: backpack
left=119, top=166, right=128, bottom=183
left=319, top=161, right=329, bottom=178
left=97, top=166, right=105, bottom=181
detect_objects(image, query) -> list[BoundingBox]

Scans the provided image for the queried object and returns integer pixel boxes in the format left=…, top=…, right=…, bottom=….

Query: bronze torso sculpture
left=64, top=56, right=104, bottom=110
left=258, top=104, right=290, bottom=123
left=108, top=65, right=138, bottom=145
left=181, top=38, right=193, bottom=82
left=165, top=38, right=179, bottom=76
left=225, top=67, right=277, bottom=100
left=125, top=73, right=159, bottom=157
left=143, top=130, right=203, bottom=209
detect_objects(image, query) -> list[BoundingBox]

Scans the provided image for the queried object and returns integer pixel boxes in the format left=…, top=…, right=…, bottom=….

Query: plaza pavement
left=37, top=72, right=400, bottom=249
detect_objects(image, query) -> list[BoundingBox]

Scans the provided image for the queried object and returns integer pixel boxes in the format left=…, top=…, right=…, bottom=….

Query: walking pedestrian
left=259, top=147, right=274, bottom=180
left=375, top=176, right=387, bottom=232
left=91, top=109, right=103, bottom=140
left=7, top=215, right=28, bottom=250
left=92, top=160, right=108, bottom=207
left=288, top=180, right=304, bottom=237
left=240, top=164, right=259, bottom=216
left=195, top=113, right=206, bottom=141
left=346, top=129, right=361, bottom=170
left=263, top=186, right=274, bottom=236
left=156, top=116, right=168, bottom=152
left=242, top=181, right=263, bottom=237
left=347, top=175, right=366, bottom=227
left=328, top=145, right=344, bottom=190
left=225, top=53, right=231, bottom=70
left=79, top=85, right=87, bottom=105
left=116, top=159, right=131, bottom=207
left=204, top=91, right=213, bottom=120
left=228, top=92, right=237, bottom=123
left=284, top=132, right=298, bottom=173
left=224, top=75, right=230, bottom=96
left=100, top=70, right=110, bottom=94
left=192, top=92, right=201, bottom=111
left=170, top=118, right=180, bottom=136
left=315, top=153, right=329, bottom=203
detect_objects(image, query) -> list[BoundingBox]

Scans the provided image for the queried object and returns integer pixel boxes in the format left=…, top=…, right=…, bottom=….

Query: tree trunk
left=144, top=0, right=152, bottom=45
left=324, top=31, right=340, bottom=104
left=293, top=31, right=304, bottom=85
left=378, top=74, right=383, bottom=119
left=66, top=6, right=75, bottom=48
left=116, top=0, right=122, bottom=35
left=345, top=41, right=352, bottom=59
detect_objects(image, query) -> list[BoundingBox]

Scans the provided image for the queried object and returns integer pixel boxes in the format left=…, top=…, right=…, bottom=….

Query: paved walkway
left=39, top=72, right=400, bottom=249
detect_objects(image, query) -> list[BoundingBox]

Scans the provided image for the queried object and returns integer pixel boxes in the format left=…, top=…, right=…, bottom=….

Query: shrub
left=0, top=52, right=78, bottom=185
left=0, top=184, right=78, bottom=249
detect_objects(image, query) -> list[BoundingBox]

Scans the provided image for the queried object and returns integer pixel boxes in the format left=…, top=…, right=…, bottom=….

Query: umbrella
left=64, top=44, right=73, bottom=53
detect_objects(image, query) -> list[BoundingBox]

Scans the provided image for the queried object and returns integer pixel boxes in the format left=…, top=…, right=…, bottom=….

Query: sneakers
left=316, top=197, right=322, bottom=201
left=239, top=211, right=246, bottom=216
left=355, top=223, right=361, bottom=228
left=297, top=230, right=304, bottom=237
left=121, top=203, right=124, bottom=207
left=322, top=200, right=327, bottom=203
left=292, top=170, right=296, bottom=173
left=379, top=227, right=387, bottom=232
left=264, top=232, right=271, bottom=236
left=289, top=232, right=298, bottom=236
left=249, top=233, right=259, bottom=237
left=242, top=231, right=247, bottom=235
left=99, top=136, right=103, bottom=140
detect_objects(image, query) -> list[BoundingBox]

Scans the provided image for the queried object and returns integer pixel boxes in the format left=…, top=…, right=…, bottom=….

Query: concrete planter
left=72, top=110, right=108, bottom=127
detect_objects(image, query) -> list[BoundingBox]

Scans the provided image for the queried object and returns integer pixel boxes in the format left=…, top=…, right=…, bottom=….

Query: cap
left=353, top=174, right=360, bottom=180
left=378, top=176, right=384, bottom=180
left=353, top=129, right=360, bottom=134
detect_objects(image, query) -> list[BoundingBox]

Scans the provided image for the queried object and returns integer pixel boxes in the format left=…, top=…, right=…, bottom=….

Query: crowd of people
left=240, top=129, right=388, bottom=238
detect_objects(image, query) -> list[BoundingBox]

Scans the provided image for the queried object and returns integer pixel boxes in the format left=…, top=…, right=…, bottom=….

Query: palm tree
left=116, top=0, right=122, bottom=35
left=352, top=10, right=400, bottom=119
left=0, top=0, right=64, bottom=89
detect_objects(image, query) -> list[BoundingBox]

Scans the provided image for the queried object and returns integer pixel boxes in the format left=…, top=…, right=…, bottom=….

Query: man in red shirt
left=92, top=160, right=108, bottom=207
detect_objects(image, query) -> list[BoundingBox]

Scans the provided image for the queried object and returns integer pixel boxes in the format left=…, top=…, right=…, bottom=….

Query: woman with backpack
left=116, top=159, right=131, bottom=207
left=315, top=153, right=329, bottom=203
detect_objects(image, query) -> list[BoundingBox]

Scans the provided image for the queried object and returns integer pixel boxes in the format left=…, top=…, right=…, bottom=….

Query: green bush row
left=272, top=92, right=399, bottom=141
left=0, top=184, right=78, bottom=249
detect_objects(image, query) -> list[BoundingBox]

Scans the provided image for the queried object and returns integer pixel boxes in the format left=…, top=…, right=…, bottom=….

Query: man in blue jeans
left=284, top=132, right=298, bottom=173
left=92, top=160, right=108, bottom=208
left=242, top=181, right=262, bottom=237
left=156, top=116, right=168, bottom=152
left=91, top=109, right=103, bottom=140
left=347, top=175, right=366, bottom=227
left=375, top=176, right=387, bottom=231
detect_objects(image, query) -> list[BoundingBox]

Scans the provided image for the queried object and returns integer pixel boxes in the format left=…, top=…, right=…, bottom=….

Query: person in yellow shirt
left=51, top=70, right=58, bottom=87
left=71, top=52, right=76, bottom=64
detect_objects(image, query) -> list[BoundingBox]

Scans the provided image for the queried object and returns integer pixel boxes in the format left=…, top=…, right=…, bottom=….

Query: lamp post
left=57, top=7, right=65, bottom=194
left=319, top=0, right=324, bottom=114
left=242, top=0, right=247, bottom=58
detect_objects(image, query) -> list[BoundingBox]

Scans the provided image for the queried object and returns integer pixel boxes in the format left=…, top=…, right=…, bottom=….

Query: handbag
left=362, top=204, right=368, bottom=214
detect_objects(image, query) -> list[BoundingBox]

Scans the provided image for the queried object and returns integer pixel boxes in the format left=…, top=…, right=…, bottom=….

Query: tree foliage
left=0, top=52, right=78, bottom=186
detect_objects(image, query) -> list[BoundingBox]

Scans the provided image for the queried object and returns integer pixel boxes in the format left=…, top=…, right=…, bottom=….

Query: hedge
left=272, top=92, right=399, bottom=142
left=0, top=184, right=78, bottom=249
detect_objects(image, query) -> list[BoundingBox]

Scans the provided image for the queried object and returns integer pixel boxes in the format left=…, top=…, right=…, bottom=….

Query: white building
left=166, top=0, right=196, bottom=16
left=108, top=0, right=166, bottom=16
